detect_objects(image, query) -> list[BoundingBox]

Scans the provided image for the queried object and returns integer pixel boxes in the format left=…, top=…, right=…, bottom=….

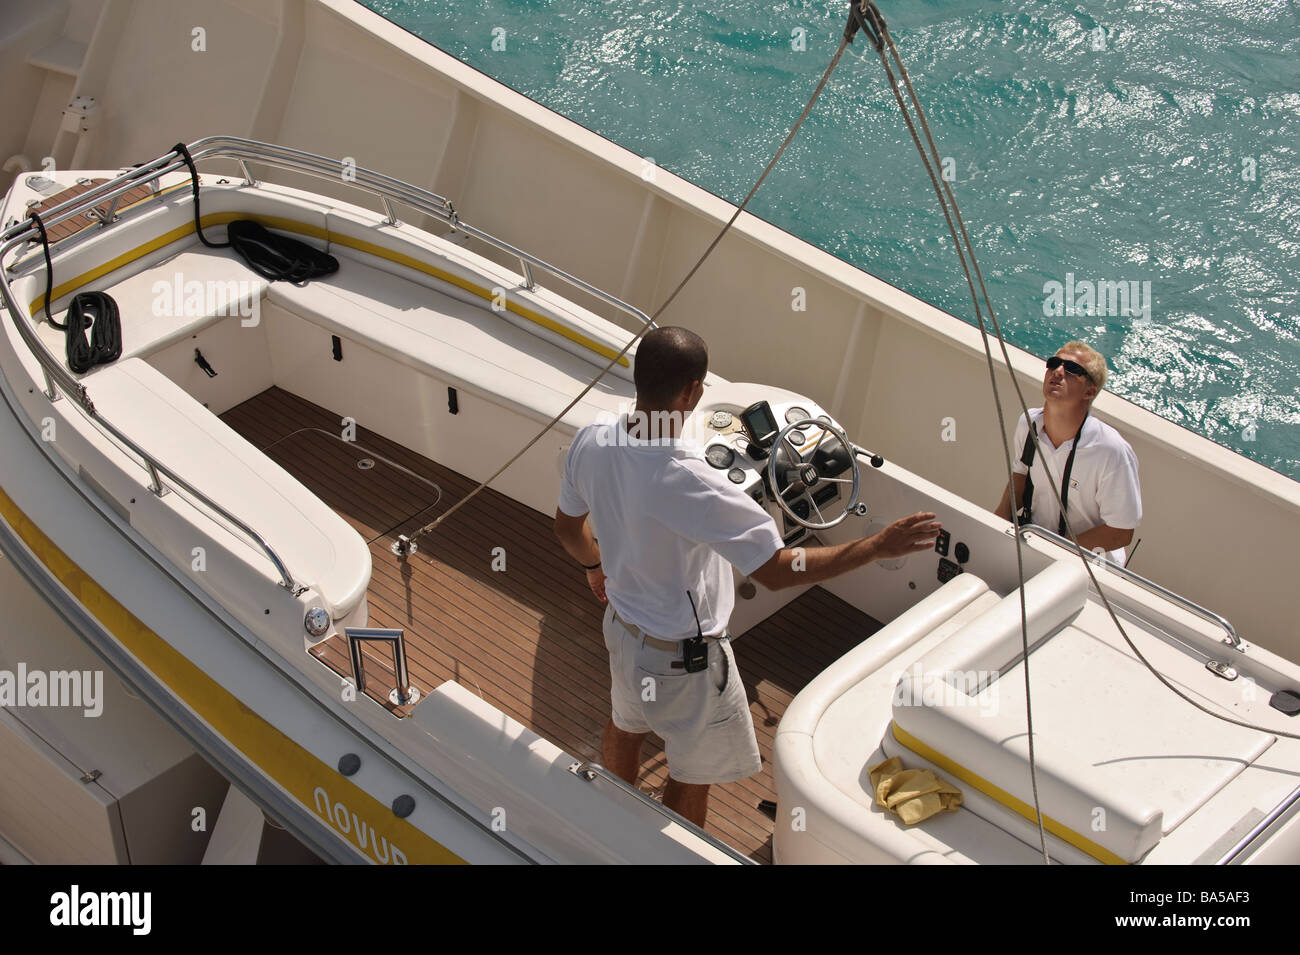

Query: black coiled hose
left=64, top=291, right=122, bottom=374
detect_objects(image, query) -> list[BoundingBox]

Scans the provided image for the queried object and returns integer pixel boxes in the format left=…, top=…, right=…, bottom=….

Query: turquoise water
left=361, top=0, right=1299, bottom=480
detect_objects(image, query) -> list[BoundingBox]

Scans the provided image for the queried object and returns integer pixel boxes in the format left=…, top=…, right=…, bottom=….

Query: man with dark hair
left=555, top=326, right=939, bottom=826
left=632, top=325, right=709, bottom=407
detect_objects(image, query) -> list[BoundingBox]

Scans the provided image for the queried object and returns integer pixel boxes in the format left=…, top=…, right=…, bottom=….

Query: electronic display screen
left=739, top=400, right=779, bottom=449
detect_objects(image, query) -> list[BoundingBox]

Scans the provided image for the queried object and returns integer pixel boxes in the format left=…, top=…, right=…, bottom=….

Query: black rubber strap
left=28, top=210, right=66, bottom=330
left=1017, top=421, right=1037, bottom=524
left=1017, top=413, right=1087, bottom=534
left=173, top=141, right=230, bottom=249
left=1056, top=414, right=1088, bottom=536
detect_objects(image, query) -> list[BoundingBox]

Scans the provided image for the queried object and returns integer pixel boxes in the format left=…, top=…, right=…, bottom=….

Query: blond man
left=995, top=342, right=1141, bottom=565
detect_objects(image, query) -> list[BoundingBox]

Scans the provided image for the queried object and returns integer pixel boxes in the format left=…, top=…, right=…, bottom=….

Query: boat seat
left=35, top=247, right=269, bottom=375
left=84, top=357, right=371, bottom=616
left=885, top=563, right=1162, bottom=862
left=906, top=560, right=1088, bottom=693
left=888, top=560, right=1274, bottom=864
left=411, top=682, right=742, bottom=864
left=773, top=575, right=1021, bottom=864
left=264, top=253, right=633, bottom=430
left=778, top=574, right=993, bottom=741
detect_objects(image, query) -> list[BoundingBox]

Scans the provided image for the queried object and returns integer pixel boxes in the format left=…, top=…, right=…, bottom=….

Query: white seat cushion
left=85, top=358, right=370, bottom=616
left=267, top=254, right=634, bottom=430
left=888, top=560, right=1276, bottom=863
left=780, top=574, right=991, bottom=738
left=909, top=560, right=1088, bottom=693
left=773, top=575, right=1007, bottom=864
left=38, top=247, right=268, bottom=372
left=889, top=618, right=1275, bottom=863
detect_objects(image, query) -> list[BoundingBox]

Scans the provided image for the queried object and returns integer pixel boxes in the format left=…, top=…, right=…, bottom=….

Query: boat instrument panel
left=701, top=399, right=856, bottom=547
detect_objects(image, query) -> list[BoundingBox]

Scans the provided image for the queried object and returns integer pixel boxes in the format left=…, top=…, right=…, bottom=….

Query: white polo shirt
left=558, top=415, right=783, bottom=640
left=1012, top=408, right=1142, bottom=565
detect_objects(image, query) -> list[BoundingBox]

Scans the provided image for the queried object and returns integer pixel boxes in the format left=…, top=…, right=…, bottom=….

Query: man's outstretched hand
left=870, top=512, right=942, bottom=561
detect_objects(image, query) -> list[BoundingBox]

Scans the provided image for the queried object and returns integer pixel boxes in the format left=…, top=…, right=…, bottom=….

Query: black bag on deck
left=226, top=219, right=338, bottom=284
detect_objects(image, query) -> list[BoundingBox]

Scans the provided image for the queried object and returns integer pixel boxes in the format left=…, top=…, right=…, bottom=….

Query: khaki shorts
left=602, top=604, right=762, bottom=785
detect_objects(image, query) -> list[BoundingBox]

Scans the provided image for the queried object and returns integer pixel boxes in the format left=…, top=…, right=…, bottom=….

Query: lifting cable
left=848, top=0, right=1051, bottom=861
left=398, top=0, right=1299, bottom=866
left=847, top=1, right=1300, bottom=866
left=394, top=32, right=856, bottom=549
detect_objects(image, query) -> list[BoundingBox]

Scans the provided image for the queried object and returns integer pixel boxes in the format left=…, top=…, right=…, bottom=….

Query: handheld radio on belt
left=683, top=591, right=709, bottom=673
left=1016, top=413, right=1087, bottom=535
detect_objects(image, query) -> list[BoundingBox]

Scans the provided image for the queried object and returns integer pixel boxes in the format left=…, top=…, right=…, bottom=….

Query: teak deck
left=28, top=179, right=157, bottom=244
left=221, top=387, right=881, bottom=863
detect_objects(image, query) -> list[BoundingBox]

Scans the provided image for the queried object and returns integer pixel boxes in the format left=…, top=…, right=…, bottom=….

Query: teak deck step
left=26, top=179, right=157, bottom=244
left=221, top=386, right=881, bottom=863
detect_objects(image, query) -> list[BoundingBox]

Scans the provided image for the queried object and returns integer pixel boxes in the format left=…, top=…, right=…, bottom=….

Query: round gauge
left=728, top=467, right=746, bottom=484
left=709, top=410, right=733, bottom=430
left=786, top=406, right=814, bottom=430
left=788, top=430, right=805, bottom=446
left=816, top=415, right=832, bottom=427
left=705, top=444, right=736, bottom=469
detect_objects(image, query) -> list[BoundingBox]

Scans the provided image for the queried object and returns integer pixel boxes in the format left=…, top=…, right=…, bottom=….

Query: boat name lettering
left=312, top=785, right=407, bottom=864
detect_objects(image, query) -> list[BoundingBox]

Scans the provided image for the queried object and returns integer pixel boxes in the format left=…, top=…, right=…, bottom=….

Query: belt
left=610, top=608, right=726, bottom=653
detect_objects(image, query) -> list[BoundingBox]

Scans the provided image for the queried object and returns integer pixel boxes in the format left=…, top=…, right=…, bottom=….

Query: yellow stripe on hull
left=0, top=480, right=466, bottom=865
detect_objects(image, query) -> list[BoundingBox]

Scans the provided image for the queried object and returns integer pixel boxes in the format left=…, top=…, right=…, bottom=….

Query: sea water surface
left=361, top=0, right=1299, bottom=479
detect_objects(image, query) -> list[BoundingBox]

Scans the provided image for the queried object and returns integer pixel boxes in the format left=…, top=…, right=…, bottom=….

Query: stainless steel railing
left=0, top=170, right=303, bottom=590
left=345, top=628, right=420, bottom=707
left=1011, top=524, right=1241, bottom=649
left=192, top=136, right=656, bottom=330
left=569, top=761, right=756, bottom=864
left=0, top=137, right=656, bottom=596
left=1216, top=783, right=1300, bottom=864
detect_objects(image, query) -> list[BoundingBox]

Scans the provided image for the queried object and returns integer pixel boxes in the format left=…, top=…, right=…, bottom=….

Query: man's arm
left=996, top=411, right=1033, bottom=521
left=994, top=473, right=1027, bottom=522
left=554, top=508, right=599, bottom=564
left=554, top=509, right=606, bottom=603
left=750, top=512, right=941, bottom=591
left=1074, top=523, right=1133, bottom=553
left=1086, top=445, right=1141, bottom=555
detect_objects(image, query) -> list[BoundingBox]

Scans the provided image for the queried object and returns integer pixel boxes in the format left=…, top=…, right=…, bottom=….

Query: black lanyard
left=1020, top=414, right=1087, bottom=535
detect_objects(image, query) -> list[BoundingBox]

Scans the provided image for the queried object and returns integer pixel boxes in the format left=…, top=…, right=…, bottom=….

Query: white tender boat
left=1, top=0, right=1297, bottom=866
left=2, top=136, right=1298, bottom=865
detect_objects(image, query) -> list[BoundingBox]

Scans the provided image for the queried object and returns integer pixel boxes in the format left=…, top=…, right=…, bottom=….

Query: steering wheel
left=764, top=417, right=861, bottom=530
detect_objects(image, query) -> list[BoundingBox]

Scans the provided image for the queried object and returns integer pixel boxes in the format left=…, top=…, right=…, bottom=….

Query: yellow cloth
left=868, top=757, right=963, bottom=825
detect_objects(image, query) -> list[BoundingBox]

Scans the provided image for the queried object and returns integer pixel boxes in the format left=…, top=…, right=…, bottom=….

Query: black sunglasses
left=1046, top=355, right=1094, bottom=383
